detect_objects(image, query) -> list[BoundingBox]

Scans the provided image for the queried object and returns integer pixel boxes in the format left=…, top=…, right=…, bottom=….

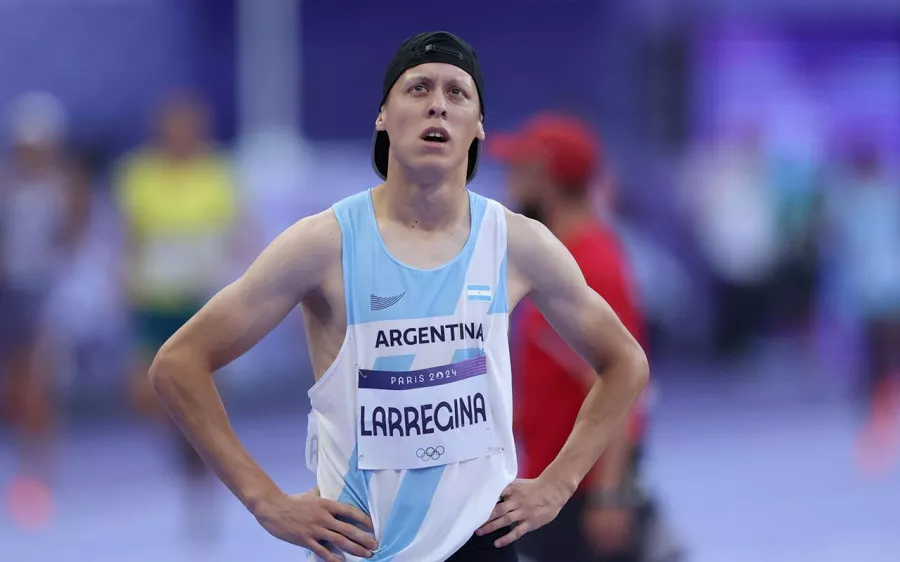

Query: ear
left=375, top=109, right=386, bottom=131
left=476, top=119, right=485, bottom=141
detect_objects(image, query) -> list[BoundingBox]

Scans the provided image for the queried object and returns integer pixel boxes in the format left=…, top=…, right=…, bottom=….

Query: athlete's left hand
left=475, top=477, right=571, bottom=548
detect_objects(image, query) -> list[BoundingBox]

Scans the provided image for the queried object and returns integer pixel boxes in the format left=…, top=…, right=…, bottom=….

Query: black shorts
left=516, top=493, right=652, bottom=562
left=447, top=525, right=518, bottom=562
left=517, top=449, right=648, bottom=562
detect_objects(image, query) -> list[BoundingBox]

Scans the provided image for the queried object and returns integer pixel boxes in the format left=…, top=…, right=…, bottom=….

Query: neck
left=379, top=160, right=469, bottom=231
left=545, top=200, right=596, bottom=240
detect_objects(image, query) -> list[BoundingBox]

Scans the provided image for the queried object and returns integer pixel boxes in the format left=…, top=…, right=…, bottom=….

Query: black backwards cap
left=372, top=31, right=485, bottom=184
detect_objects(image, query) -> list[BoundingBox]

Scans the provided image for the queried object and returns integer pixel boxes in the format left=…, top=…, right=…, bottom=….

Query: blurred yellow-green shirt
left=116, top=148, right=237, bottom=309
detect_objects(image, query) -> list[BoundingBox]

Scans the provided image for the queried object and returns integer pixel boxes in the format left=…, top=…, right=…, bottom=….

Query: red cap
left=487, top=112, right=602, bottom=190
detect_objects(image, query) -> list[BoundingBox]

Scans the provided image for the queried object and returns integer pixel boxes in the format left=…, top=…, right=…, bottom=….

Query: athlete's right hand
left=254, top=488, right=378, bottom=561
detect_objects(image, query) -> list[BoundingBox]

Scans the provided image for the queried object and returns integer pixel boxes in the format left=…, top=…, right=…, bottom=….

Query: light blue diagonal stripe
left=451, top=347, right=485, bottom=363
left=335, top=355, right=415, bottom=522
left=370, top=465, right=445, bottom=560
left=337, top=444, right=373, bottom=515
left=372, top=355, right=416, bottom=372
left=368, top=351, right=448, bottom=560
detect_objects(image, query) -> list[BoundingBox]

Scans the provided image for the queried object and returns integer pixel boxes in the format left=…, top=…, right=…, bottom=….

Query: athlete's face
left=377, top=63, right=484, bottom=179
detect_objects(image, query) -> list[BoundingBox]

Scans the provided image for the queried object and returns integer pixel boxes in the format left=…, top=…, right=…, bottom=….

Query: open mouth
left=421, top=127, right=450, bottom=143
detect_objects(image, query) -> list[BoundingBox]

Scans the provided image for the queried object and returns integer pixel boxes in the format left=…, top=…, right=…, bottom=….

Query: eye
left=410, top=83, right=428, bottom=93
left=449, top=87, right=465, bottom=97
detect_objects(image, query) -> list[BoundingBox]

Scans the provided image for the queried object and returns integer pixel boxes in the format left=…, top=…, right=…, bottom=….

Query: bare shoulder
left=504, top=207, right=556, bottom=261
left=263, top=208, right=342, bottom=297
left=281, top=208, right=342, bottom=262
left=501, top=207, right=581, bottom=308
left=151, top=208, right=344, bottom=371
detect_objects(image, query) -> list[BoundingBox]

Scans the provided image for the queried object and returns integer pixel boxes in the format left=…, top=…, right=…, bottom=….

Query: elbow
left=147, top=339, right=192, bottom=393
left=148, top=336, right=213, bottom=395
left=147, top=343, right=175, bottom=392
left=624, top=340, right=650, bottom=395
left=590, top=337, right=648, bottom=397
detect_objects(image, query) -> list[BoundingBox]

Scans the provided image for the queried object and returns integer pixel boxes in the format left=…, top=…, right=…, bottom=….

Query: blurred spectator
left=766, top=125, right=824, bottom=348
left=113, top=90, right=240, bottom=541
left=0, top=91, right=91, bottom=521
left=2, top=5, right=899, bottom=560
left=822, top=144, right=900, bottom=441
left=490, top=113, right=682, bottom=562
left=683, top=125, right=782, bottom=360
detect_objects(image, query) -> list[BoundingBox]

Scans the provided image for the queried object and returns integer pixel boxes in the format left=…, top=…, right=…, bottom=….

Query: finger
left=322, top=529, right=375, bottom=559
left=329, top=519, right=379, bottom=551
left=476, top=500, right=518, bottom=535
left=495, top=521, right=531, bottom=548
left=498, top=480, right=523, bottom=500
left=327, top=501, right=374, bottom=531
left=477, top=509, right=523, bottom=537
left=306, top=540, right=341, bottom=562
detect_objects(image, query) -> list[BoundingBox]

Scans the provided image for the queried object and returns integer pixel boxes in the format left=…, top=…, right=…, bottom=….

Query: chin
left=409, top=156, right=464, bottom=180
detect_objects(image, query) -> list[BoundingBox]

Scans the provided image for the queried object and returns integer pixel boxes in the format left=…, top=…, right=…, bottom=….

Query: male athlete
left=489, top=114, right=656, bottom=561
left=148, top=31, right=648, bottom=562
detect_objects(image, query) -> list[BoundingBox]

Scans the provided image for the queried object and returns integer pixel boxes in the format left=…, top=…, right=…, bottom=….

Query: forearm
left=576, top=368, right=632, bottom=491
left=541, top=350, right=647, bottom=496
left=590, top=419, right=632, bottom=492
left=149, top=349, right=280, bottom=514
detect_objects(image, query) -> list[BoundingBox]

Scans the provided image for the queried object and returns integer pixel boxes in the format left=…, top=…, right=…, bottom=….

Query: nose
left=427, top=94, right=448, bottom=118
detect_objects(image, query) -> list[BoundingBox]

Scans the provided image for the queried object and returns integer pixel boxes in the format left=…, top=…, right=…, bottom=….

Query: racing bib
left=356, top=355, right=499, bottom=470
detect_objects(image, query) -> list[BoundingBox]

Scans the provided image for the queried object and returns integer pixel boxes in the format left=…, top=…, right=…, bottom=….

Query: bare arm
left=528, top=327, right=635, bottom=493
left=508, top=211, right=649, bottom=496
left=148, top=209, right=340, bottom=513
left=592, top=420, right=631, bottom=491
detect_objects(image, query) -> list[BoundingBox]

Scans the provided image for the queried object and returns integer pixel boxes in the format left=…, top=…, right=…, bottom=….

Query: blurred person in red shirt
left=488, top=113, right=663, bottom=562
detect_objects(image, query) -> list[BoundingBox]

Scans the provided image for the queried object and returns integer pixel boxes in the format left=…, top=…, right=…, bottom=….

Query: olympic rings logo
left=416, top=446, right=445, bottom=461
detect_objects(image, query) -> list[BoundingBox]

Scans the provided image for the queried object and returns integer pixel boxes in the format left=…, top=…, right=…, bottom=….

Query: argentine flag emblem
left=466, top=284, right=492, bottom=302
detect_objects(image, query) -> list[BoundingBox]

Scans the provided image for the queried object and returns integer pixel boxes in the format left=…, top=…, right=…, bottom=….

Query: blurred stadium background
left=1, top=1, right=899, bottom=561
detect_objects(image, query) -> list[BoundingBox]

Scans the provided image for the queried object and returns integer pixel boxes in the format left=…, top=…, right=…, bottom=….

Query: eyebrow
left=404, top=74, right=434, bottom=85
left=404, top=74, right=473, bottom=90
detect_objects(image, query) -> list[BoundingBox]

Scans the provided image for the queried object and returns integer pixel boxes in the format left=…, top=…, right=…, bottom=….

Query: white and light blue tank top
left=306, top=188, right=517, bottom=561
